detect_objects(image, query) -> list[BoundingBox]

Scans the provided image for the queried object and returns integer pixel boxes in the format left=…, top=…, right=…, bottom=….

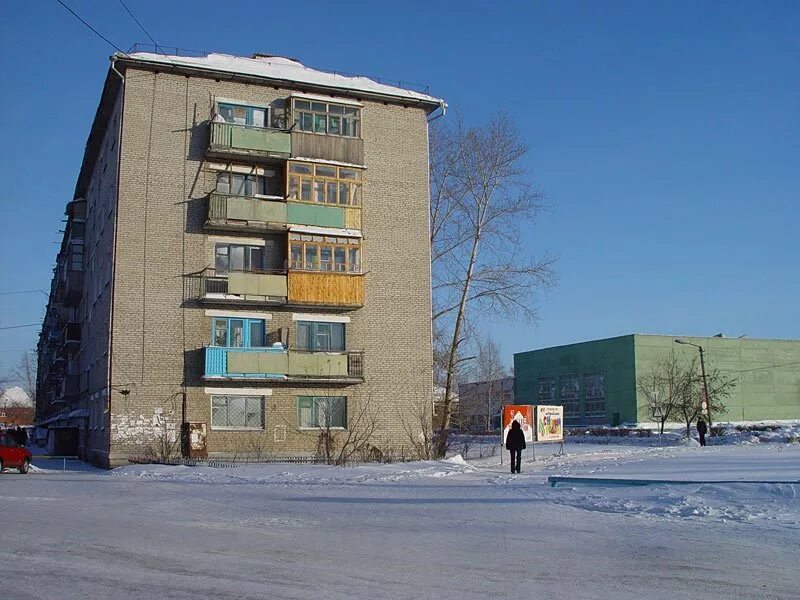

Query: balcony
left=47, top=327, right=64, bottom=345
left=291, top=131, right=363, bottom=165
left=62, top=322, right=81, bottom=352
left=204, top=347, right=364, bottom=383
left=187, top=269, right=287, bottom=306
left=205, top=193, right=362, bottom=234
left=287, top=202, right=361, bottom=230
left=206, top=192, right=287, bottom=232
left=60, top=373, right=80, bottom=403
left=287, top=271, right=364, bottom=308
left=208, top=122, right=291, bottom=160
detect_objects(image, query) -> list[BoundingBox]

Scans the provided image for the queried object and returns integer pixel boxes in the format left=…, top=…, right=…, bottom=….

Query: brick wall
left=103, top=67, right=433, bottom=465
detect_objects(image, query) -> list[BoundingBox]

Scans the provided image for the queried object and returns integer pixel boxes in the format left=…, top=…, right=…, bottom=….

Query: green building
left=514, top=335, right=800, bottom=427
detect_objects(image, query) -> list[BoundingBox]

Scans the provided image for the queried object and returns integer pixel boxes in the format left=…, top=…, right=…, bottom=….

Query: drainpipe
left=426, top=100, right=447, bottom=124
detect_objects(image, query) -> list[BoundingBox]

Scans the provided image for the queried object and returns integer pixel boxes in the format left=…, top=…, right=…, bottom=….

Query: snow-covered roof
left=120, top=52, right=445, bottom=108
left=0, top=386, right=33, bottom=408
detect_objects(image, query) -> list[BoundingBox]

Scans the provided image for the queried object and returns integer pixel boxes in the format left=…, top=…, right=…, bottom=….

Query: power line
left=117, top=0, right=176, bottom=66
left=0, top=324, right=41, bottom=331
left=0, top=290, right=47, bottom=296
left=117, top=0, right=157, bottom=48
left=56, top=0, right=128, bottom=55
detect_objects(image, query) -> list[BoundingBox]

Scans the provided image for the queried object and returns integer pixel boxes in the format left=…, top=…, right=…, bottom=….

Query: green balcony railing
left=208, top=192, right=288, bottom=227
left=209, top=122, right=291, bottom=156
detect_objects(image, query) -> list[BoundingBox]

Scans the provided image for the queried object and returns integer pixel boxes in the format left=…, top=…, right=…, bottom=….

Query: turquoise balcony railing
left=204, top=347, right=364, bottom=380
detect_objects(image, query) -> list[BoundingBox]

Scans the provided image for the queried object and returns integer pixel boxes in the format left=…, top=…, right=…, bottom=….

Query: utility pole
left=674, top=339, right=713, bottom=428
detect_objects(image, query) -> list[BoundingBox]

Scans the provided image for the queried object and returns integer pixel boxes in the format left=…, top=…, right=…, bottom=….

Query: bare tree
left=314, top=394, right=381, bottom=465
left=460, top=334, right=508, bottom=431
left=398, top=391, right=439, bottom=460
left=430, top=112, right=555, bottom=457
left=637, top=351, right=686, bottom=434
left=674, top=359, right=736, bottom=438
left=12, top=351, right=37, bottom=400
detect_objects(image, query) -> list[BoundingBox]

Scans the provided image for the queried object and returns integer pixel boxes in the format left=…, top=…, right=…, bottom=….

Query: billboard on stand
left=502, top=405, right=534, bottom=445
left=536, top=405, right=564, bottom=442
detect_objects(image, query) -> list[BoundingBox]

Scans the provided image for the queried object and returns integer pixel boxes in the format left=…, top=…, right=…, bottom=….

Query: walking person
left=506, top=420, right=526, bottom=474
left=697, top=418, right=708, bottom=447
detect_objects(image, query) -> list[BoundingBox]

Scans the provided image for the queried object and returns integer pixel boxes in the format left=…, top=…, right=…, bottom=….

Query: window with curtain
left=292, top=99, right=360, bottom=138
left=211, top=317, right=265, bottom=348
left=297, top=396, right=347, bottom=428
left=296, top=321, right=345, bottom=352
left=214, top=243, right=265, bottom=274
left=211, top=395, right=264, bottom=429
left=287, top=161, right=363, bottom=206
left=289, top=233, right=361, bottom=273
left=217, top=102, right=267, bottom=128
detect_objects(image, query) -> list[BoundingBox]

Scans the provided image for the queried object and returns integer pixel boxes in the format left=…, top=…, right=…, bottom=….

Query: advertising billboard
left=536, top=405, right=564, bottom=442
left=502, top=405, right=534, bottom=445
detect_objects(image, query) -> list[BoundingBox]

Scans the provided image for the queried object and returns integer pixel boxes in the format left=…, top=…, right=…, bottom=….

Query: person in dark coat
left=15, top=426, right=26, bottom=447
left=505, top=420, right=526, bottom=474
left=697, top=418, right=708, bottom=447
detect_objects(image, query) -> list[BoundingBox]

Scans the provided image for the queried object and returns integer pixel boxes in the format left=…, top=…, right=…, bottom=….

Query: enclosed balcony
left=290, top=131, right=363, bottom=165
left=204, top=346, right=364, bottom=383
left=287, top=202, right=361, bottom=230
left=287, top=272, right=364, bottom=308
left=208, top=121, right=291, bottom=160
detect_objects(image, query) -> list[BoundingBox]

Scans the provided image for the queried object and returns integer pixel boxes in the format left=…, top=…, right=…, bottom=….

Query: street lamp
left=674, top=339, right=712, bottom=428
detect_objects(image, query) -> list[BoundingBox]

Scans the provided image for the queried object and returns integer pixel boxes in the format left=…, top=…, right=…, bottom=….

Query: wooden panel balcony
left=206, top=192, right=288, bottom=232
left=208, top=122, right=291, bottom=160
left=287, top=271, right=364, bottom=308
left=290, top=131, right=364, bottom=165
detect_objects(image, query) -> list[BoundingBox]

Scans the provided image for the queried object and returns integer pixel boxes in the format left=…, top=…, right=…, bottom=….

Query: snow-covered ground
left=2, top=442, right=798, bottom=599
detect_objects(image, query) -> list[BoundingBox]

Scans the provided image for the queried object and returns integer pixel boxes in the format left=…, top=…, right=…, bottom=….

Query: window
left=217, top=102, right=267, bottom=128
left=583, top=373, right=605, bottom=418
left=216, top=168, right=283, bottom=198
left=216, top=173, right=266, bottom=197
left=215, top=243, right=264, bottom=274
left=212, top=395, right=264, bottom=429
left=287, top=162, right=363, bottom=206
left=292, top=99, right=360, bottom=138
left=297, top=396, right=347, bottom=428
left=537, top=377, right=555, bottom=403
left=211, top=317, right=266, bottom=348
left=296, top=321, right=345, bottom=352
left=289, top=233, right=361, bottom=273
left=559, top=374, right=580, bottom=418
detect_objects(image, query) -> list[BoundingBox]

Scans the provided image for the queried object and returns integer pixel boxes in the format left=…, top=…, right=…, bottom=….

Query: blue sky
left=1, top=0, right=798, bottom=381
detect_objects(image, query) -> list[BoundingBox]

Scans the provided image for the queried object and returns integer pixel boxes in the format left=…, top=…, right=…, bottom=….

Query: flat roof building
left=36, top=51, right=444, bottom=466
left=514, top=334, right=800, bottom=427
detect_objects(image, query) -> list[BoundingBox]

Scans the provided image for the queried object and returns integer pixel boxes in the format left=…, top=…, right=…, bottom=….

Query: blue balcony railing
left=204, top=346, right=287, bottom=378
left=204, top=346, right=365, bottom=380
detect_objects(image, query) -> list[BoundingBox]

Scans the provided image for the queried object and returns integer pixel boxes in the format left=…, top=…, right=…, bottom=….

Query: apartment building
left=36, top=51, right=445, bottom=467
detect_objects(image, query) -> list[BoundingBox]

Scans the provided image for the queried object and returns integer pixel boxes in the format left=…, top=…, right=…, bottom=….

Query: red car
left=0, top=433, right=31, bottom=474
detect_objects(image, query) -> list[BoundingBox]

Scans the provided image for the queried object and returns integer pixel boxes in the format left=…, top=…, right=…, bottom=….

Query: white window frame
left=211, top=394, right=266, bottom=430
